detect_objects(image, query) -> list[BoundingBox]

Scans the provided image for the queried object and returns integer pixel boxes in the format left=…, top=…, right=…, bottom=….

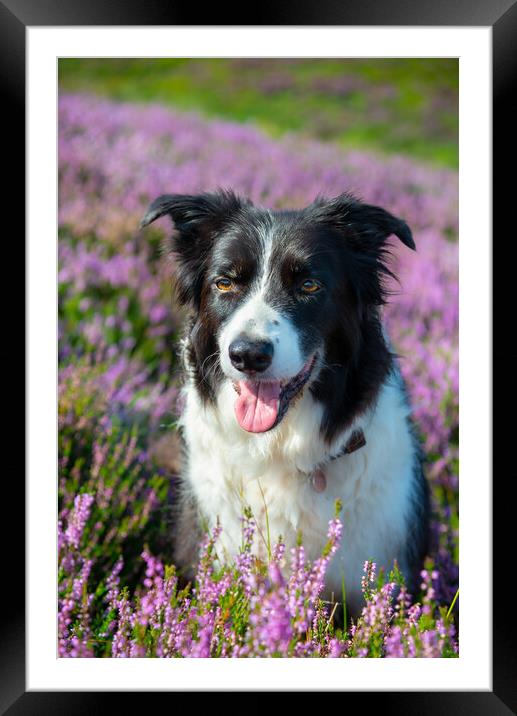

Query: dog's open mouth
left=232, top=355, right=317, bottom=433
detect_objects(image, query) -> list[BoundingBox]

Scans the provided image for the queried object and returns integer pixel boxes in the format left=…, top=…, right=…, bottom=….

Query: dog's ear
left=310, top=193, right=415, bottom=251
left=310, top=193, right=415, bottom=306
left=140, top=190, right=246, bottom=232
left=140, top=190, right=249, bottom=306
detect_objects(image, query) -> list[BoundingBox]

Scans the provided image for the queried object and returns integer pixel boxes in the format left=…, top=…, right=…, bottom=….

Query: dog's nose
left=229, top=337, right=274, bottom=374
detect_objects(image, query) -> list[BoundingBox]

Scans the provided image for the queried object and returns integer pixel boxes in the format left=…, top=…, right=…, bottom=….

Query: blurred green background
left=59, top=58, right=458, bottom=168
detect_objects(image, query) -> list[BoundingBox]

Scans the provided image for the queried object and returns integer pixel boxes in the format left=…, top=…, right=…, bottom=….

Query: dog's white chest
left=179, top=375, right=416, bottom=613
left=181, top=382, right=335, bottom=555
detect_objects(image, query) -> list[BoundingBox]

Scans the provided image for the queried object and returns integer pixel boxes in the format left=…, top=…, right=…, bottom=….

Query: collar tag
left=307, top=429, right=366, bottom=494
left=311, top=468, right=327, bottom=493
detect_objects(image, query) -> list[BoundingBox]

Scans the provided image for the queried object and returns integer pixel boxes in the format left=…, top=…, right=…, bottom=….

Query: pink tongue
left=234, top=381, right=281, bottom=433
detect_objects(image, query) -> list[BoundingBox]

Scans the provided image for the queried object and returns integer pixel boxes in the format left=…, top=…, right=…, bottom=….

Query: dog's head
left=141, top=190, right=414, bottom=436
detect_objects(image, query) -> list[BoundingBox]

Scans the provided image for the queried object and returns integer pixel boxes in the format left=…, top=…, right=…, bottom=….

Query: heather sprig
left=58, top=501, right=458, bottom=658
left=347, top=561, right=459, bottom=658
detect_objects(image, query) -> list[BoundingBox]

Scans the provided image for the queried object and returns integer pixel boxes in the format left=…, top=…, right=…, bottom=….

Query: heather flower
left=64, top=493, right=94, bottom=549
left=361, top=559, right=377, bottom=599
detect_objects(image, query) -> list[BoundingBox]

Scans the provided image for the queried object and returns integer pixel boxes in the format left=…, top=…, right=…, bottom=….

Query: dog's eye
left=215, top=277, right=234, bottom=292
left=300, top=279, right=321, bottom=294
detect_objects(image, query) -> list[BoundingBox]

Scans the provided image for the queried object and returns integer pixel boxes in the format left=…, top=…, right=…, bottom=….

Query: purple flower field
left=58, top=93, right=459, bottom=658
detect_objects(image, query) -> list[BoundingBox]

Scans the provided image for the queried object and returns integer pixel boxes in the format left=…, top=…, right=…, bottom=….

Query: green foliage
left=59, top=58, right=458, bottom=168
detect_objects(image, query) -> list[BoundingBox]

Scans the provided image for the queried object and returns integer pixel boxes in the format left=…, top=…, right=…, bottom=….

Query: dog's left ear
left=311, top=193, right=415, bottom=251
left=345, top=202, right=415, bottom=251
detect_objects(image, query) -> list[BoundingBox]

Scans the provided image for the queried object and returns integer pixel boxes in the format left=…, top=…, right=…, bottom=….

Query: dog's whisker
left=196, top=351, right=222, bottom=388
left=200, top=350, right=219, bottom=375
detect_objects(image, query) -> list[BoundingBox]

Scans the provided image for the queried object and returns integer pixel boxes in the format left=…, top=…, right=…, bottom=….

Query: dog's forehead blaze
left=206, top=208, right=345, bottom=296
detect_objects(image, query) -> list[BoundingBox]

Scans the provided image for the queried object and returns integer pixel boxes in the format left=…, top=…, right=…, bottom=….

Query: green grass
left=59, top=58, right=458, bottom=168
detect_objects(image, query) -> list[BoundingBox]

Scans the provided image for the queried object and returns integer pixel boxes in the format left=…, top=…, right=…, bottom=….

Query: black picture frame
left=5, top=0, right=512, bottom=711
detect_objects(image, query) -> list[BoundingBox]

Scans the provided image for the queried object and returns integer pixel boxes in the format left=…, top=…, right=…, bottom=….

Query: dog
left=141, top=190, right=430, bottom=617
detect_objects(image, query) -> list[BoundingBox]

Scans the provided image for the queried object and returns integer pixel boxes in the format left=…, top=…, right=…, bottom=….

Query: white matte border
left=27, top=26, right=491, bottom=691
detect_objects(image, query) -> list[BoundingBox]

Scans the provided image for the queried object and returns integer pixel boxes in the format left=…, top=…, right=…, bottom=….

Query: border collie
left=141, top=190, right=430, bottom=616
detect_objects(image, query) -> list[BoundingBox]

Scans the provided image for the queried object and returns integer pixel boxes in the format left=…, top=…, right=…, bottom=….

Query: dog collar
left=309, top=429, right=366, bottom=494
left=329, top=428, right=366, bottom=461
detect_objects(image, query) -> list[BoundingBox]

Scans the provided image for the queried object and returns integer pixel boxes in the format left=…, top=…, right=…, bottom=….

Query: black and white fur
left=141, top=190, right=430, bottom=616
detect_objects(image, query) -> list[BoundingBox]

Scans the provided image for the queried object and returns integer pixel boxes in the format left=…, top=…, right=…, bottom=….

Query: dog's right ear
left=140, top=194, right=179, bottom=229
left=140, top=190, right=248, bottom=306
left=140, top=190, right=246, bottom=232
